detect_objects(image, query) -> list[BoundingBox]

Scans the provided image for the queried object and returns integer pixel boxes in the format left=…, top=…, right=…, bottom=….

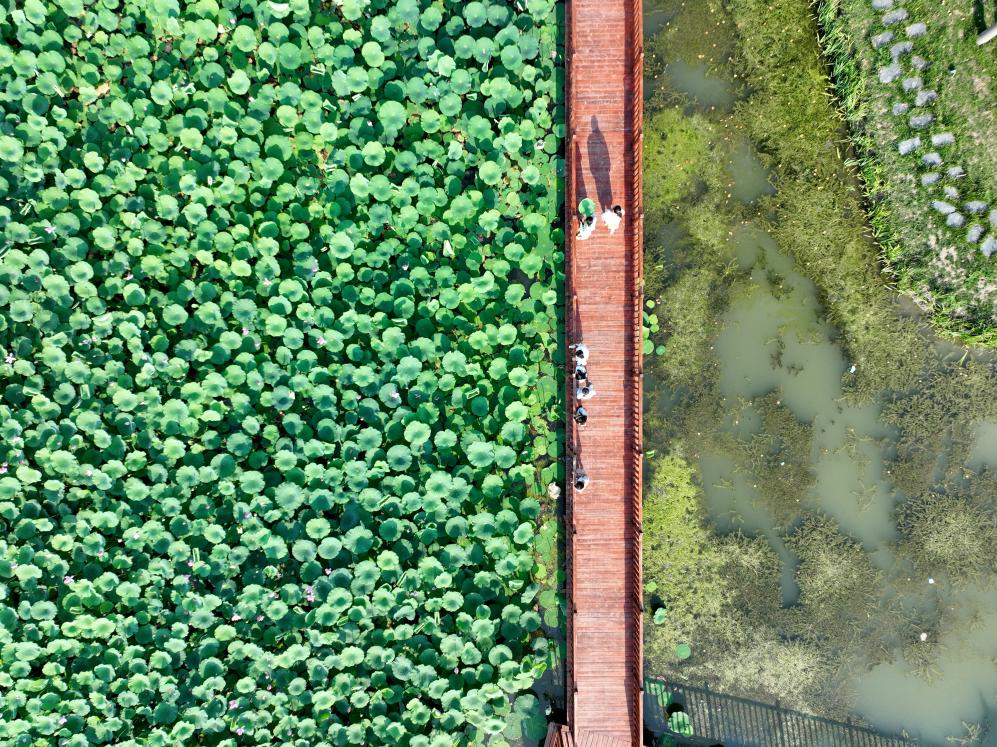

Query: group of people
left=571, top=341, right=592, bottom=491
left=577, top=204, right=624, bottom=241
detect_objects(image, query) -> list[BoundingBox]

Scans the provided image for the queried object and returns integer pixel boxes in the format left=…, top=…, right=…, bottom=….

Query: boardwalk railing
left=626, top=0, right=645, bottom=742
left=645, top=679, right=922, bottom=747
left=563, top=0, right=577, bottom=732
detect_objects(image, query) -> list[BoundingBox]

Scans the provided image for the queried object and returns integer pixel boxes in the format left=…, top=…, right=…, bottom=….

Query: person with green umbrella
left=576, top=197, right=597, bottom=241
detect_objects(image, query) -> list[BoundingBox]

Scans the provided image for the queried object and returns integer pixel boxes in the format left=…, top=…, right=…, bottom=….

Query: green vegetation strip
left=818, top=0, right=997, bottom=343
left=0, top=0, right=565, bottom=744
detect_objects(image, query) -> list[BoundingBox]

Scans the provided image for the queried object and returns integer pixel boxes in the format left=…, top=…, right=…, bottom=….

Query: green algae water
left=641, top=0, right=997, bottom=744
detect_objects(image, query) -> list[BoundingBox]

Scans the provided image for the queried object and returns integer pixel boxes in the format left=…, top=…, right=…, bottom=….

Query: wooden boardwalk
left=561, top=0, right=645, bottom=744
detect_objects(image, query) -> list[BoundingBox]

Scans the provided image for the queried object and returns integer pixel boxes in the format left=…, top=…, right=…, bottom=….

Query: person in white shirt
left=573, top=406, right=588, bottom=427
left=569, top=342, right=589, bottom=365
left=602, top=205, right=624, bottom=235
left=576, top=214, right=596, bottom=241
left=576, top=384, right=596, bottom=400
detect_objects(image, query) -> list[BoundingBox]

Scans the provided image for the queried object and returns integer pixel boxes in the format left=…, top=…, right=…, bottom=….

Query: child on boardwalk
left=576, top=214, right=595, bottom=241
left=573, top=459, right=590, bottom=491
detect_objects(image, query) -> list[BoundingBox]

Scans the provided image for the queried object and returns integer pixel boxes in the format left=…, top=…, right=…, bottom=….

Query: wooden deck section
left=563, top=0, right=645, bottom=744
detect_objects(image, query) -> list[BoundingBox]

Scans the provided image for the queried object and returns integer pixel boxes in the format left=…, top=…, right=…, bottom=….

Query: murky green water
left=642, top=0, right=997, bottom=744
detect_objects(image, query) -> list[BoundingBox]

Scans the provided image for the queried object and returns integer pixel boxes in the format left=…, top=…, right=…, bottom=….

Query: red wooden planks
left=563, top=0, right=644, bottom=743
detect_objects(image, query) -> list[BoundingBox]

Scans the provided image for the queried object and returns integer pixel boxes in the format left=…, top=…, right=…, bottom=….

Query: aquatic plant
left=898, top=492, right=997, bottom=583
left=0, top=0, right=565, bottom=743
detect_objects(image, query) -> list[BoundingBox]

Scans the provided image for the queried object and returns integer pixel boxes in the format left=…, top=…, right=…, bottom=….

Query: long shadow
left=973, top=0, right=986, bottom=33
left=587, top=115, right=614, bottom=210
left=972, top=0, right=997, bottom=32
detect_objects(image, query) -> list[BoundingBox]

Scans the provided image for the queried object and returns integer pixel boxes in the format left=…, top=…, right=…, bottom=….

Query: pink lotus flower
left=229, top=700, right=237, bottom=710
left=231, top=614, right=241, bottom=622
left=63, top=575, right=74, bottom=584
left=5, top=354, right=14, bottom=364
left=317, top=336, right=326, bottom=345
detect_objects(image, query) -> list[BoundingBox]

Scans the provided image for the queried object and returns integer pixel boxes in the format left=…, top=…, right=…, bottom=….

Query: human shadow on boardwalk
left=587, top=115, right=613, bottom=210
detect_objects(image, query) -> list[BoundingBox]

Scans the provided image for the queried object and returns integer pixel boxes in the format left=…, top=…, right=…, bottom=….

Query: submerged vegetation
left=642, top=0, right=997, bottom=741
left=0, top=0, right=564, bottom=744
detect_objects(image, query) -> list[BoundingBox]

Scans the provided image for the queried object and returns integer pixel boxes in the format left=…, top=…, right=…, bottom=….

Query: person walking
left=574, top=363, right=588, bottom=382
left=576, top=197, right=597, bottom=241
left=569, top=342, right=589, bottom=365
left=602, top=205, right=624, bottom=235
left=573, top=462, right=590, bottom=491
left=573, top=406, right=588, bottom=427
left=576, top=383, right=596, bottom=400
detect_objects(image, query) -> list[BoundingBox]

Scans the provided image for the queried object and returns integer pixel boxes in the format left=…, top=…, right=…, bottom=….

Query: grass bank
left=818, top=0, right=997, bottom=344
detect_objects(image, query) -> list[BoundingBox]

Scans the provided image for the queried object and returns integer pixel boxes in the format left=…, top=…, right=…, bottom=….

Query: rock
left=872, top=0, right=893, bottom=8
left=906, top=22, right=927, bottom=37
left=879, top=64, right=903, bottom=83
left=967, top=224, right=984, bottom=243
left=946, top=212, right=965, bottom=228
left=890, top=41, right=913, bottom=59
left=921, top=152, right=942, bottom=166
left=882, top=9, right=909, bottom=25
left=872, top=31, right=895, bottom=48
left=990, top=209, right=997, bottom=228
left=944, top=186, right=960, bottom=200
left=898, top=137, right=920, bottom=154
left=872, top=31, right=893, bottom=49
left=932, top=200, right=956, bottom=215
left=921, top=172, right=940, bottom=186
left=981, top=236, right=997, bottom=258
left=909, top=113, right=934, bottom=128
left=931, top=132, right=955, bottom=146
left=911, top=55, right=928, bottom=70
left=892, top=102, right=910, bottom=116
left=964, top=201, right=987, bottom=214
left=914, top=89, right=937, bottom=106
left=902, top=76, right=922, bottom=91
left=947, top=165, right=966, bottom=179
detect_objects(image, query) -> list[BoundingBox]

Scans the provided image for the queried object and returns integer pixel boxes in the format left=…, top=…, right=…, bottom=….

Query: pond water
left=642, top=0, right=997, bottom=744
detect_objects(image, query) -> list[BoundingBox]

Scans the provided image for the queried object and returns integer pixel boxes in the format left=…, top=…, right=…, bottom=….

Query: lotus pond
left=642, top=0, right=997, bottom=744
left=0, top=0, right=566, bottom=745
